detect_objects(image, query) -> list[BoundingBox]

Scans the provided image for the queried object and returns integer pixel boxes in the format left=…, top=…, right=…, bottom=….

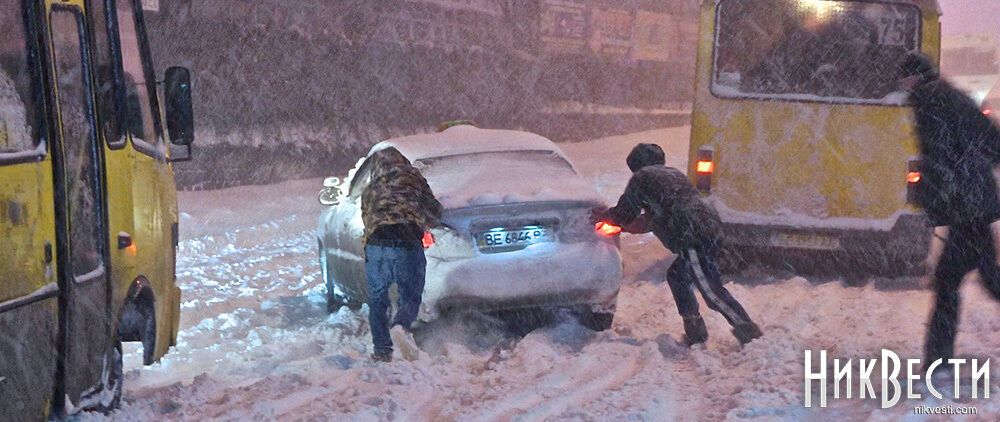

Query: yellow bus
left=1, top=0, right=194, bottom=418
left=688, top=0, right=941, bottom=276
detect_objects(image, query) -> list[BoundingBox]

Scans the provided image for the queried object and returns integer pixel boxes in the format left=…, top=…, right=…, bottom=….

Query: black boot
left=370, top=351, right=392, bottom=363
left=682, top=316, right=708, bottom=346
left=732, top=322, right=763, bottom=345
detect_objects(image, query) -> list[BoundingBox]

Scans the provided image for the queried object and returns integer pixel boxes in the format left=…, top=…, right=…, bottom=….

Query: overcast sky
left=939, top=0, right=1000, bottom=39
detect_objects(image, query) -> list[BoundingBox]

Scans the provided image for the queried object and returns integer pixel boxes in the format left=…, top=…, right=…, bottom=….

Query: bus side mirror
left=164, top=67, right=195, bottom=160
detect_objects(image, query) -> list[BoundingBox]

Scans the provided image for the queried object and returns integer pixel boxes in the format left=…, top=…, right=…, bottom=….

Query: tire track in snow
left=515, top=344, right=657, bottom=421
left=470, top=341, right=658, bottom=421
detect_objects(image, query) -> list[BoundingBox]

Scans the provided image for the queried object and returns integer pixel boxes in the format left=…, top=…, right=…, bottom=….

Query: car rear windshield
left=712, top=0, right=921, bottom=105
left=416, top=150, right=577, bottom=181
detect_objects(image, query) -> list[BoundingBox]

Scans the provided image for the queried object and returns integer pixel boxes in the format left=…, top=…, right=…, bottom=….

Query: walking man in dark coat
left=596, top=143, right=763, bottom=346
left=901, top=51, right=1000, bottom=366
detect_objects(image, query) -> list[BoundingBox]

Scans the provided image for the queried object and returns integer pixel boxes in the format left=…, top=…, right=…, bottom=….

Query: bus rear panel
left=689, top=0, right=943, bottom=274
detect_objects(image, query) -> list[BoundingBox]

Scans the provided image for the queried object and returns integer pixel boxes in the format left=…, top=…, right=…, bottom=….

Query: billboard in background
left=539, top=2, right=695, bottom=63
left=590, top=8, right=633, bottom=58
left=540, top=1, right=589, bottom=54
left=406, top=0, right=502, bottom=15
left=380, top=16, right=466, bottom=49
left=632, top=11, right=674, bottom=62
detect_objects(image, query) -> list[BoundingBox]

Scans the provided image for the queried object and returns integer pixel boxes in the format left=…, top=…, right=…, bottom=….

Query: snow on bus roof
left=368, top=125, right=565, bottom=162
left=706, top=0, right=941, bottom=14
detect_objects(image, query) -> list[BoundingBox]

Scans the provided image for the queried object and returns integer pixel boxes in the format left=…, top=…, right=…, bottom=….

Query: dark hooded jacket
left=361, top=147, right=443, bottom=246
left=606, top=144, right=723, bottom=251
left=904, top=53, right=1000, bottom=226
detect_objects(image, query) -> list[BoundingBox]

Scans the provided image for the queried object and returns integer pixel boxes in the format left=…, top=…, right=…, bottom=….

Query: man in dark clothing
left=597, top=144, right=763, bottom=346
left=361, top=147, right=443, bottom=362
left=901, top=51, right=1000, bottom=366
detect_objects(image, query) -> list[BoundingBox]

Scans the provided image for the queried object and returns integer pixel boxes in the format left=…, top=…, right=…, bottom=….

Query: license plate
left=476, top=226, right=553, bottom=252
left=770, top=233, right=841, bottom=251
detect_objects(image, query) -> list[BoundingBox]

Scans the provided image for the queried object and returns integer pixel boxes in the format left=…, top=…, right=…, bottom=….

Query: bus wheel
left=91, top=340, right=123, bottom=413
left=120, top=279, right=158, bottom=365
left=718, top=247, right=750, bottom=274
left=886, top=256, right=927, bottom=278
left=842, top=270, right=870, bottom=287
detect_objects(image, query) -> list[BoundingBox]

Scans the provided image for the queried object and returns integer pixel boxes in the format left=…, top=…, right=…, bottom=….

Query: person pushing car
left=361, top=147, right=443, bottom=362
left=596, top=143, right=763, bottom=346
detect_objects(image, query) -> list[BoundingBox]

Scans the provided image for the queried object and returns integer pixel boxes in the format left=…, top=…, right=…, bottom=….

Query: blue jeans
left=365, top=244, right=426, bottom=355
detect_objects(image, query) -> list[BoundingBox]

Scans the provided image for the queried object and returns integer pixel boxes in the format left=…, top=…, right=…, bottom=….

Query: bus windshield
left=0, top=0, right=37, bottom=153
left=712, top=0, right=921, bottom=105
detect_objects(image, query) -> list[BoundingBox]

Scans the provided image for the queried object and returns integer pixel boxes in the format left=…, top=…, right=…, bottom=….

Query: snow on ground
left=83, top=127, right=1000, bottom=421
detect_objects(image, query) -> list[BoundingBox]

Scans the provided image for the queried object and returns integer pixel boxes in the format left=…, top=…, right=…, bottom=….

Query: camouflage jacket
left=361, top=148, right=443, bottom=244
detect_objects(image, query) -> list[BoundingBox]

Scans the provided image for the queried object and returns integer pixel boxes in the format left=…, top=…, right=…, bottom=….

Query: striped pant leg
left=688, top=248, right=752, bottom=327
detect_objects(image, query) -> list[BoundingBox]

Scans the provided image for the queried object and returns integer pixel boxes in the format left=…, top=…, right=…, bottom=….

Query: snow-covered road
left=84, top=128, right=1000, bottom=421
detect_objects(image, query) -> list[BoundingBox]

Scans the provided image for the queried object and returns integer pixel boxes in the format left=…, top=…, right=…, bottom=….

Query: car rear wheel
left=320, top=239, right=364, bottom=313
left=317, top=239, right=361, bottom=314
left=575, top=309, right=614, bottom=331
left=323, top=268, right=363, bottom=313
left=327, top=289, right=363, bottom=313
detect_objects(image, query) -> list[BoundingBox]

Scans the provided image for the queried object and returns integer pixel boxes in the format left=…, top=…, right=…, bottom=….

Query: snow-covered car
left=317, top=125, right=623, bottom=329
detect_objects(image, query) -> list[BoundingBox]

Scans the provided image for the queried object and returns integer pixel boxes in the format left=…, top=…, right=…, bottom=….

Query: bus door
left=48, top=5, right=115, bottom=410
left=0, top=0, right=59, bottom=419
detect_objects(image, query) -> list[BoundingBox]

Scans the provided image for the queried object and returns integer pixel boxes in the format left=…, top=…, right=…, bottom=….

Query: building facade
left=144, top=0, right=700, bottom=187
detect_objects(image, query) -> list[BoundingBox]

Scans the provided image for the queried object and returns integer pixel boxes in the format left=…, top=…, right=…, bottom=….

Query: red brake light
left=595, top=221, right=622, bottom=236
left=906, top=159, right=921, bottom=205
left=694, top=147, right=714, bottom=193
left=422, top=232, right=435, bottom=249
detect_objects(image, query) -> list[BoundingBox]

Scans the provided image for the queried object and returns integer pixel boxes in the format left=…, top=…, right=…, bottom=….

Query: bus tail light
left=422, top=232, right=435, bottom=249
left=695, top=147, right=714, bottom=193
left=906, top=159, right=921, bottom=205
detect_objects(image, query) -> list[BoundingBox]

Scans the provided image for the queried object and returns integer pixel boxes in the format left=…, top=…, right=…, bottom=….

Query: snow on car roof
left=419, top=151, right=606, bottom=210
left=368, top=125, right=566, bottom=162
left=368, top=126, right=605, bottom=209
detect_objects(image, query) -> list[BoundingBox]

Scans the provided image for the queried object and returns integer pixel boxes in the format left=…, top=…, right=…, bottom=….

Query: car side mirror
left=319, top=177, right=342, bottom=206
left=164, top=67, right=195, bottom=161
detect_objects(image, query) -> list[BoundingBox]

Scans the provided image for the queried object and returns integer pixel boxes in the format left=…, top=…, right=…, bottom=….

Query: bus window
left=712, top=0, right=920, bottom=104
left=116, top=0, right=157, bottom=146
left=0, top=0, right=37, bottom=153
left=91, top=0, right=123, bottom=146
